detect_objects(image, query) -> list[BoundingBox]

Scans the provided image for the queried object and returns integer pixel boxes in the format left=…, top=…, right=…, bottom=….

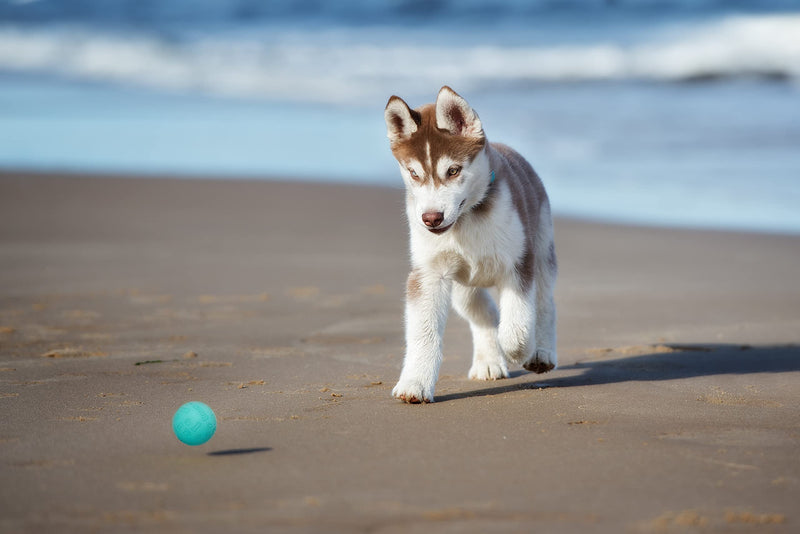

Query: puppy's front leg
left=393, top=269, right=452, bottom=403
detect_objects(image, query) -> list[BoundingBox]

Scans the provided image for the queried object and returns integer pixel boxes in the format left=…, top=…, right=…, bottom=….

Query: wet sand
left=1, top=172, right=798, bottom=533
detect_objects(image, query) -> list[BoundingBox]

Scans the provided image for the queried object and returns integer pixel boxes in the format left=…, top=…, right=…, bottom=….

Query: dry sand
left=0, top=172, right=798, bottom=533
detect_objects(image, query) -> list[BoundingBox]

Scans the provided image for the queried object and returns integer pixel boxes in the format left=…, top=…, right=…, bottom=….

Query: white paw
left=523, top=349, right=557, bottom=374
left=498, top=330, right=531, bottom=364
left=468, top=359, right=509, bottom=380
left=392, top=378, right=434, bottom=403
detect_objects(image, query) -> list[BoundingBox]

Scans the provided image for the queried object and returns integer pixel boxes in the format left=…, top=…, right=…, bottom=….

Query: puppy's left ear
left=435, top=86, right=484, bottom=139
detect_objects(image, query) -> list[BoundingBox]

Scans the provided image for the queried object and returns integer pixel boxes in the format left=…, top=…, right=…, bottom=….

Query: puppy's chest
left=430, top=248, right=509, bottom=288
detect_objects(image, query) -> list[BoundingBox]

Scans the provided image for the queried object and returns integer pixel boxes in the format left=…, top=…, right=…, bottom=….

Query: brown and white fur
left=385, top=86, right=557, bottom=403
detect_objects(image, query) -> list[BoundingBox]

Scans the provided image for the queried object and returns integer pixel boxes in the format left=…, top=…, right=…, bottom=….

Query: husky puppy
left=384, top=86, right=557, bottom=403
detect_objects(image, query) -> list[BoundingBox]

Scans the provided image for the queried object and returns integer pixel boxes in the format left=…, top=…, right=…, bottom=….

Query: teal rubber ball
left=172, top=401, right=217, bottom=446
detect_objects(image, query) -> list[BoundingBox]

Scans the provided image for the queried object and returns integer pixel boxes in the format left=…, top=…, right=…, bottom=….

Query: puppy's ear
left=385, top=96, right=420, bottom=143
left=435, top=86, right=483, bottom=138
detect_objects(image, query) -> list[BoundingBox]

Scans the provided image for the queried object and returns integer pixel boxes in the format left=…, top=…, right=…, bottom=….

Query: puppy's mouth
left=427, top=223, right=453, bottom=235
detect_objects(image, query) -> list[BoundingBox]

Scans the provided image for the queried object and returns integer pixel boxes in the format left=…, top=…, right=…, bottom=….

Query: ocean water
left=1, top=0, right=799, bottom=234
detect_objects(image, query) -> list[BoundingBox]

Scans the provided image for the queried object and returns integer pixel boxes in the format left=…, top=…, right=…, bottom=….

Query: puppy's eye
left=447, top=166, right=462, bottom=177
left=408, top=168, right=420, bottom=180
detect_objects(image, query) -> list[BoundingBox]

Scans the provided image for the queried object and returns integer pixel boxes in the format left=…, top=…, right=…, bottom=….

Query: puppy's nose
left=422, top=211, right=445, bottom=228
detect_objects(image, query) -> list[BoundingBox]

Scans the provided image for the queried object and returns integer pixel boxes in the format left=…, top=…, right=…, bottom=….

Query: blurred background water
left=1, top=0, right=799, bottom=233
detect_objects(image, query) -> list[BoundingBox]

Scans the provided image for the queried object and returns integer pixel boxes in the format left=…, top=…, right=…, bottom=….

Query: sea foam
left=1, top=14, right=799, bottom=103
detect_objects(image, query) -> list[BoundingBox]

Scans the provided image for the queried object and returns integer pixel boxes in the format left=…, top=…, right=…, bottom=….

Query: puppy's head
left=385, top=86, right=490, bottom=235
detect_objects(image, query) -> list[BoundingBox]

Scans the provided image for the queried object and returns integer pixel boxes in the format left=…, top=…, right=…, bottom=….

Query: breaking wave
left=1, top=13, right=798, bottom=103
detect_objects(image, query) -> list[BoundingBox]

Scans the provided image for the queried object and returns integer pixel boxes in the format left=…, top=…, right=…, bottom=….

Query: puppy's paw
left=468, top=359, right=509, bottom=381
left=392, top=379, right=434, bottom=404
left=523, top=350, right=557, bottom=374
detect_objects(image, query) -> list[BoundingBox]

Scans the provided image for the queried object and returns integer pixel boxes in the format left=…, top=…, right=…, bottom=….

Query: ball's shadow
left=208, top=447, right=272, bottom=456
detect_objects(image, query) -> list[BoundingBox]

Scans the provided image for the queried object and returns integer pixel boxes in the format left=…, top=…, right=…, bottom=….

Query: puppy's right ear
left=385, top=96, right=419, bottom=143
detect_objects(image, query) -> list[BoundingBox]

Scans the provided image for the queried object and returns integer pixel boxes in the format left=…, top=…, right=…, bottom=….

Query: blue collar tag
left=490, top=171, right=496, bottom=184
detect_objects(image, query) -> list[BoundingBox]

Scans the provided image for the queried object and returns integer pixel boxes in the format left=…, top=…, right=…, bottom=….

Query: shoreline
left=3, top=168, right=798, bottom=238
left=1, top=171, right=798, bottom=532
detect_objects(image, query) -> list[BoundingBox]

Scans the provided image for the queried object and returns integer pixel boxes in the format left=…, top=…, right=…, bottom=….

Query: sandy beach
left=1, top=171, right=798, bottom=533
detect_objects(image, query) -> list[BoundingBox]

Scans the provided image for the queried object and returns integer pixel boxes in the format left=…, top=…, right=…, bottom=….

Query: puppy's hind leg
left=525, top=208, right=558, bottom=374
left=451, top=284, right=508, bottom=380
left=528, top=269, right=557, bottom=373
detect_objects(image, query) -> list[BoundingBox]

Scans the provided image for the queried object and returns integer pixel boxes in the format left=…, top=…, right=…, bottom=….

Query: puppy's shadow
left=436, top=343, right=800, bottom=403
